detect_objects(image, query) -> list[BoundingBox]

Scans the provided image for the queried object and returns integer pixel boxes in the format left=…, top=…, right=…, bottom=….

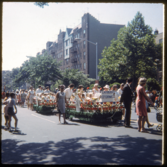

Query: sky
left=2, top=2, right=163, bottom=71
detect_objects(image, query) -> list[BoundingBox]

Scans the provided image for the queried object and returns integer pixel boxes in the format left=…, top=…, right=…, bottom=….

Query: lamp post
left=75, top=38, right=98, bottom=80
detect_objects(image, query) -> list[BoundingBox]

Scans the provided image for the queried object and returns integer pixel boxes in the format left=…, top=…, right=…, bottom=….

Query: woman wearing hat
left=103, top=85, right=110, bottom=91
left=92, top=83, right=100, bottom=94
left=136, top=77, right=154, bottom=132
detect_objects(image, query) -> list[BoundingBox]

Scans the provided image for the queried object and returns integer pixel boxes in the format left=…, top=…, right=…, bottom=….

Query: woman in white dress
left=28, top=87, right=35, bottom=110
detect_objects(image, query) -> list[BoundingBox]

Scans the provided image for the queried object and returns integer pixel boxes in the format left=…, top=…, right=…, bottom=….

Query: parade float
left=65, top=90, right=124, bottom=123
left=32, top=90, right=124, bottom=123
left=33, top=93, right=56, bottom=114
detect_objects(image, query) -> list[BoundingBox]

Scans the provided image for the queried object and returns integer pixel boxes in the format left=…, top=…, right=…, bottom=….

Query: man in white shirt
left=36, top=85, right=43, bottom=95
left=117, top=83, right=124, bottom=96
left=64, top=84, right=74, bottom=102
left=44, top=86, right=50, bottom=94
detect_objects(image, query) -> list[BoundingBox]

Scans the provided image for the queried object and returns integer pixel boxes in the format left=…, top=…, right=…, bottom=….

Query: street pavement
left=1, top=103, right=162, bottom=165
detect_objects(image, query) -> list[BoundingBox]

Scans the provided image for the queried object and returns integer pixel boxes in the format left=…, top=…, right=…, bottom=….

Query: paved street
left=1, top=104, right=162, bottom=165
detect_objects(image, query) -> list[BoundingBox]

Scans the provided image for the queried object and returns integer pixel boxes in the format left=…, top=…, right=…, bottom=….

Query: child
left=81, top=94, right=85, bottom=103
left=3, top=93, right=18, bottom=131
left=3, top=92, right=10, bottom=128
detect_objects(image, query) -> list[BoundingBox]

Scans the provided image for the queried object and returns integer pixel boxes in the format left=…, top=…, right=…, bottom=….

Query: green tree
left=61, top=69, right=95, bottom=89
left=14, top=52, right=62, bottom=88
left=98, top=11, right=162, bottom=90
left=146, top=78, right=161, bottom=91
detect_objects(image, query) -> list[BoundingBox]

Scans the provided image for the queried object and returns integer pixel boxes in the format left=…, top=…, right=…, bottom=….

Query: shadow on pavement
left=1, top=135, right=162, bottom=165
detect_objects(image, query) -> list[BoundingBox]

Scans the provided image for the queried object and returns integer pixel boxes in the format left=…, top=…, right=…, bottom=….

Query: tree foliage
left=14, top=52, right=62, bottom=88
left=60, top=69, right=95, bottom=89
left=98, top=11, right=162, bottom=90
left=146, top=78, right=161, bottom=91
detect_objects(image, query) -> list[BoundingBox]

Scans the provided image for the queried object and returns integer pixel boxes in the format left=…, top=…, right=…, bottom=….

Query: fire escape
left=70, top=38, right=81, bottom=69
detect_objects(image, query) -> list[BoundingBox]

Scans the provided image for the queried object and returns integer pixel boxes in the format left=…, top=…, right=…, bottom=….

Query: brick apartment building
left=37, top=13, right=124, bottom=79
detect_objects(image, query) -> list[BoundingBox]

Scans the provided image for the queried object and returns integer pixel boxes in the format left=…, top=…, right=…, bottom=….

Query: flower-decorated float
left=65, top=90, right=124, bottom=123
left=33, top=92, right=56, bottom=114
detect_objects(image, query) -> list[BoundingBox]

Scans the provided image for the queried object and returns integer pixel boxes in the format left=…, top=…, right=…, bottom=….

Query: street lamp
left=74, top=38, right=98, bottom=80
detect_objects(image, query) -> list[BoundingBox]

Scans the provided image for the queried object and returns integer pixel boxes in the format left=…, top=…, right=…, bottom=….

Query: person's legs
left=59, top=113, right=61, bottom=123
left=8, top=116, right=12, bottom=130
left=138, top=116, right=142, bottom=131
left=125, top=104, right=131, bottom=126
left=141, top=116, right=147, bottom=131
left=63, top=113, right=65, bottom=123
left=12, top=115, right=18, bottom=130
left=4, top=115, right=8, bottom=127
left=146, top=112, right=154, bottom=127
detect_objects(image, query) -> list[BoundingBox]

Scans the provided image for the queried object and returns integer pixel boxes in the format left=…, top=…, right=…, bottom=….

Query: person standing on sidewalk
left=136, top=78, right=154, bottom=132
left=120, top=78, right=133, bottom=127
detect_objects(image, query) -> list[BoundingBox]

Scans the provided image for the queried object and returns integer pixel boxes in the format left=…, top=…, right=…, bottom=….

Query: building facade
left=38, top=13, right=125, bottom=79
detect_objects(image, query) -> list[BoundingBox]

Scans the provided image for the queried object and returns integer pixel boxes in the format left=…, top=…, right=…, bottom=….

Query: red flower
left=87, top=87, right=89, bottom=89
left=100, top=88, right=102, bottom=90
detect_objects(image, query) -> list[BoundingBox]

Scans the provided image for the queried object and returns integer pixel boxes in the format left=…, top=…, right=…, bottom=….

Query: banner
left=100, top=91, right=115, bottom=102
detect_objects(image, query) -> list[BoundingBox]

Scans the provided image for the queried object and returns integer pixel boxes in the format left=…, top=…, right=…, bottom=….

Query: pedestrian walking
left=3, top=92, right=10, bottom=128
left=28, top=87, right=35, bottom=110
left=120, top=78, right=133, bottom=127
left=3, top=92, right=18, bottom=132
left=20, top=89, right=27, bottom=107
left=56, top=85, right=68, bottom=124
left=136, top=77, right=154, bottom=132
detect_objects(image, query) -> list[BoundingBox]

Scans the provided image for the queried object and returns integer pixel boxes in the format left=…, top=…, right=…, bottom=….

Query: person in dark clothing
left=120, top=78, right=133, bottom=127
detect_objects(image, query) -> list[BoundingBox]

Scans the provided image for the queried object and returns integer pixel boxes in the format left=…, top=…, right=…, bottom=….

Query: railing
left=71, top=58, right=77, bottom=63
left=70, top=47, right=77, bottom=53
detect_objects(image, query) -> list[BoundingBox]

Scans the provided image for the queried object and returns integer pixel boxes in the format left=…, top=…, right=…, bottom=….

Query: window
left=66, top=40, right=68, bottom=46
left=83, top=41, right=86, bottom=48
left=83, top=52, right=86, bottom=59
left=78, top=33, right=80, bottom=38
left=83, top=30, right=86, bottom=37
left=84, top=63, right=86, bottom=70
left=78, top=54, right=80, bottom=58
left=66, top=49, right=68, bottom=55
left=76, top=34, right=77, bottom=39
